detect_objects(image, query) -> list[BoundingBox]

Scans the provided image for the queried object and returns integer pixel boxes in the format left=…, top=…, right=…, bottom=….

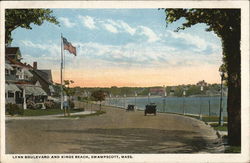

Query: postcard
left=1, top=1, right=249, bottom=163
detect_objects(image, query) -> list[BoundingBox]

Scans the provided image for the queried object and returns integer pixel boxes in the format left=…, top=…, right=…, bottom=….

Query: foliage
left=26, top=100, right=44, bottom=110
left=52, top=84, right=61, bottom=97
left=23, top=108, right=82, bottom=116
left=186, top=114, right=228, bottom=123
left=224, top=146, right=241, bottom=153
left=91, top=90, right=107, bottom=110
left=63, top=80, right=75, bottom=96
left=26, top=100, right=36, bottom=109
left=164, top=8, right=241, bottom=146
left=69, top=100, right=75, bottom=109
left=44, top=101, right=60, bottom=109
left=210, top=123, right=228, bottom=131
left=5, top=9, right=59, bottom=45
left=6, top=103, right=24, bottom=116
left=91, top=90, right=106, bottom=102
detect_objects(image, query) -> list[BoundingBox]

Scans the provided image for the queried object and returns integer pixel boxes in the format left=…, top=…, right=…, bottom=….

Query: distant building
left=149, top=87, right=165, bottom=96
left=196, top=80, right=208, bottom=87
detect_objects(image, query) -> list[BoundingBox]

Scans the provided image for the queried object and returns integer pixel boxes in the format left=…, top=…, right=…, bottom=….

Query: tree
left=164, top=9, right=241, bottom=145
left=5, top=9, right=59, bottom=45
left=91, top=90, right=106, bottom=110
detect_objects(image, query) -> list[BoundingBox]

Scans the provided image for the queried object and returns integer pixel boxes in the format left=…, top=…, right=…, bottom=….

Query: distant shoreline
left=108, top=95, right=225, bottom=99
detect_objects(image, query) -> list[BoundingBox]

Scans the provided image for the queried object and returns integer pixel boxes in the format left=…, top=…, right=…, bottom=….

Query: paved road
left=6, top=105, right=224, bottom=154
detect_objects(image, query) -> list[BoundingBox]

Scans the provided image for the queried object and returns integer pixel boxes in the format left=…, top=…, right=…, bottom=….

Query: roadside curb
left=5, top=111, right=95, bottom=120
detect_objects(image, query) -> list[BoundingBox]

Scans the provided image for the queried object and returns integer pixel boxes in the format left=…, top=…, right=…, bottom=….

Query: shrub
left=53, top=102, right=61, bottom=109
left=6, top=103, right=24, bottom=116
left=44, top=101, right=61, bottom=109
left=27, top=100, right=36, bottom=109
left=69, top=100, right=75, bottom=109
left=35, top=103, right=43, bottom=109
left=44, top=101, right=53, bottom=109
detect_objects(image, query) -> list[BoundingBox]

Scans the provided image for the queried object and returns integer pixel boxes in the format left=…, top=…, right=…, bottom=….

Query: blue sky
left=11, top=9, right=222, bottom=87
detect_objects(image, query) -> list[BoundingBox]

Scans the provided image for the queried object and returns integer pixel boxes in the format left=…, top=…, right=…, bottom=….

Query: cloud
left=72, top=40, right=221, bottom=69
left=19, top=37, right=222, bottom=81
left=20, top=40, right=61, bottom=60
left=119, top=21, right=136, bottom=35
left=103, top=24, right=118, bottom=33
left=59, top=17, right=76, bottom=28
left=102, top=20, right=158, bottom=43
left=105, top=19, right=136, bottom=35
left=138, top=26, right=160, bottom=43
left=78, top=15, right=97, bottom=29
left=77, top=15, right=158, bottom=43
left=166, top=30, right=219, bottom=52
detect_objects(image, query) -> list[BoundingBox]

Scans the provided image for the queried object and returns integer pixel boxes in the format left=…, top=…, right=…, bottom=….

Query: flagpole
left=60, top=34, right=63, bottom=110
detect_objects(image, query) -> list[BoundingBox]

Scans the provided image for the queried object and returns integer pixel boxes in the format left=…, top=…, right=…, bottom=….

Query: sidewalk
left=5, top=110, right=96, bottom=120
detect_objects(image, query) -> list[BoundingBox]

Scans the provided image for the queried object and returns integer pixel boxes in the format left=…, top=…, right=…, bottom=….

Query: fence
left=104, top=96, right=228, bottom=117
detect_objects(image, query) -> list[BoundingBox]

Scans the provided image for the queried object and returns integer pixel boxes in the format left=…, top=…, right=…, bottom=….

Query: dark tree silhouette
left=164, top=9, right=241, bottom=146
left=5, top=9, right=59, bottom=45
left=91, top=90, right=106, bottom=110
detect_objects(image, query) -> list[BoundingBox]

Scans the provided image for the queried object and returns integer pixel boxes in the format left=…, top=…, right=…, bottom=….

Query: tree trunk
left=223, top=31, right=241, bottom=146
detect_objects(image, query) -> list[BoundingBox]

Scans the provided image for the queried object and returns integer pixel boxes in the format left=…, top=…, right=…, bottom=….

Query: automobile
left=126, top=104, right=135, bottom=111
left=145, top=103, right=157, bottom=116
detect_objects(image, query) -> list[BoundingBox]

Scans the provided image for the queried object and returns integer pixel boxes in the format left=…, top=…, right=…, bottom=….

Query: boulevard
left=6, top=104, right=224, bottom=154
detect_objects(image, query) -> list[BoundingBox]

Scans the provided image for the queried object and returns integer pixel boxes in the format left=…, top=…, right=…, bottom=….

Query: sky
left=11, top=9, right=223, bottom=87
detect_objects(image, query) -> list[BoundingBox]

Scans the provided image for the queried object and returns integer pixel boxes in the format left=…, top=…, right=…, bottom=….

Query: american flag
left=62, top=37, right=76, bottom=56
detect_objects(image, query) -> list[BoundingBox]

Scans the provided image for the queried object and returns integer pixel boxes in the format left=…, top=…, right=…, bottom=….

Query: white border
left=0, top=1, right=249, bottom=163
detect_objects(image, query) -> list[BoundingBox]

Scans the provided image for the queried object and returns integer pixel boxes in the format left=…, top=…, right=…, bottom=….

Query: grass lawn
left=224, top=145, right=241, bottom=153
left=23, top=108, right=84, bottom=116
left=59, top=110, right=106, bottom=118
left=186, top=114, right=228, bottom=123
left=209, top=122, right=228, bottom=131
left=202, top=116, right=228, bottom=122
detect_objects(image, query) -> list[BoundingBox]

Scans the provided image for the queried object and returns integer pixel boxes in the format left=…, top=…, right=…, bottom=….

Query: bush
left=44, top=101, right=61, bottom=109
left=6, top=103, right=24, bottom=116
left=69, top=100, right=75, bottom=109
left=44, top=101, right=53, bottom=109
left=27, top=100, right=36, bottom=109
left=35, top=103, right=43, bottom=109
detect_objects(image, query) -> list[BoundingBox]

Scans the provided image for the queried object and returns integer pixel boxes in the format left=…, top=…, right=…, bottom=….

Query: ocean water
left=104, top=96, right=228, bottom=117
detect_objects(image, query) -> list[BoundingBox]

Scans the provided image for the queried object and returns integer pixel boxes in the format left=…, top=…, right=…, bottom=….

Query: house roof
left=5, top=83, right=21, bottom=93
left=32, top=70, right=53, bottom=85
left=5, top=63, right=13, bottom=70
left=39, top=69, right=53, bottom=82
left=5, top=47, right=20, bottom=55
left=17, top=84, right=47, bottom=96
left=15, top=81, right=33, bottom=85
left=6, top=57, right=33, bottom=69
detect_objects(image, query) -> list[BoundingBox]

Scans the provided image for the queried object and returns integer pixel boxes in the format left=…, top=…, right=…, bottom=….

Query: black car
left=145, top=103, right=157, bottom=116
left=126, top=104, right=135, bottom=111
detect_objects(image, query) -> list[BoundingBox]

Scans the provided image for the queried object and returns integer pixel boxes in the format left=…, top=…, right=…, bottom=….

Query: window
left=5, top=69, right=10, bottom=75
left=7, top=92, right=14, bottom=98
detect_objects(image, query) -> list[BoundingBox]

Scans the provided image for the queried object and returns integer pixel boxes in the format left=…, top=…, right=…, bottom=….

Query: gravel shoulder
left=5, top=104, right=224, bottom=154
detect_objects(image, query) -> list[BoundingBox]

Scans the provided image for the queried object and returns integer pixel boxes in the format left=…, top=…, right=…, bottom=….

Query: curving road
left=6, top=104, right=224, bottom=154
